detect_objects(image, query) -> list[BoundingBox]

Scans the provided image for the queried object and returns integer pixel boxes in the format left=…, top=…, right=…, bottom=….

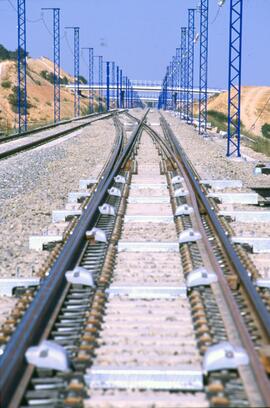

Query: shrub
left=8, top=86, right=32, bottom=113
left=1, top=80, right=11, bottom=89
left=261, top=123, right=270, bottom=139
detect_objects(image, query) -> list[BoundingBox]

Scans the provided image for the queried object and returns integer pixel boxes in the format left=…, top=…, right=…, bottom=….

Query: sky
left=0, top=0, right=269, bottom=88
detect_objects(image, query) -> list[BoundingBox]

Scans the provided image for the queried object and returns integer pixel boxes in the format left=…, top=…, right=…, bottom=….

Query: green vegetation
left=0, top=44, right=29, bottom=61
left=8, top=86, right=32, bottom=113
left=79, top=75, right=87, bottom=84
left=40, top=70, right=69, bottom=85
left=1, top=80, right=11, bottom=89
left=46, top=101, right=52, bottom=107
left=261, top=123, right=270, bottom=139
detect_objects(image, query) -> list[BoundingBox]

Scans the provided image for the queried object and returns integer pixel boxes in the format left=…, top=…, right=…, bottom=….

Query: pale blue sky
left=0, top=0, right=269, bottom=87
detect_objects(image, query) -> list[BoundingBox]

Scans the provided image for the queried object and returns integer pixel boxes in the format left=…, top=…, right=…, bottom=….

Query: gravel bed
left=0, top=118, right=116, bottom=319
left=163, top=112, right=270, bottom=188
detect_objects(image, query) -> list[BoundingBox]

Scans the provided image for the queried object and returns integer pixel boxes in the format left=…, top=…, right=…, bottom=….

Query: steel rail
left=152, top=116, right=270, bottom=406
left=0, top=111, right=123, bottom=161
left=0, top=110, right=149, bottom=407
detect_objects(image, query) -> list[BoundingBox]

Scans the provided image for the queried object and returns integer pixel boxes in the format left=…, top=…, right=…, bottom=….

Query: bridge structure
left=62, top=80, right=225, bottom=108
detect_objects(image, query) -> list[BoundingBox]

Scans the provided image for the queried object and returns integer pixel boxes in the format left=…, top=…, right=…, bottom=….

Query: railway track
left=0, top=110, right=122, bottom=161
left=0, top=110, right=270, bottom=407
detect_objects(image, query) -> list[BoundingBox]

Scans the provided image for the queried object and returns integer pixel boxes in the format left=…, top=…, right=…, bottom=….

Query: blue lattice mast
left=106, top=62, right=110, bottom=111
left=180, top=27, right=187, bottom=119
left=65, top=27, right=80, bottom=117
left=116, top=66, right=120, bottom=108
left=99, top=56, right=104, bottom=112
left=120, top=69, right=123, bottom=108
left=198, top=0, right=209, bottom=134
left=227, top=0, right=243, bottom=157
left=42, top=8, right=61, bottom=123
left=176, top=47, right=181, bottom=113
left=187, top=9, right=196, bottom=124
left=112, top=62, right=115, bottom=107
left=17, top=0, right=27, bottom=132
left=82, top=47, right=94, bottom=113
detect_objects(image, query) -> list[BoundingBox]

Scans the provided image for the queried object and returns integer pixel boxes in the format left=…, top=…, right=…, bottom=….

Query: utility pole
left=82, top=47, right=94, bottom=113
left=65, top=27, right=80, bottom=117
left=180, top=27, right=187, bottom=119
left=99, top=56, right=103, bottom=112
left=176, top=47, right=181, bottom=114
left=42, top=8, right=61, bottom=123
left=106, top=61, right=110, bottom=111
left=17, top=0, right=27, bottom=132
left=116, top=66, right=120, bottom=108
left=120, top=70, right=123, bottom=108
left=187, top=9, right=196, bottom=124
left=198, top=0, right=209, bottom=134
left=112, top=62, right=115, bottom=108
left=227, top=0, right=243, bottom=157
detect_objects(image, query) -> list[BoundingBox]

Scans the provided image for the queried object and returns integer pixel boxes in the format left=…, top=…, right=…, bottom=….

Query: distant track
left=0, top=110, right=125, bottom=161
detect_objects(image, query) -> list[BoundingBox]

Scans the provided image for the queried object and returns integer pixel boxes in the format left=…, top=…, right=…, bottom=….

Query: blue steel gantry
left=187, top=9, right=196, bottom=124
left=180, top=27, right=187, bottom=119
left=65, top=27, right=80, bottom=117
left=82, top=47, right=94, bottom=113
left=227, top=0, right=243, bottom=157
left=42, top=8, right=61, bottom=123
left=106, top=61, right=110, bottom=111
left=17, top=0, right=27, bottom=132
left=198, top=0, right=209, bottom=134
left=99, top=56, right=103, bottom=112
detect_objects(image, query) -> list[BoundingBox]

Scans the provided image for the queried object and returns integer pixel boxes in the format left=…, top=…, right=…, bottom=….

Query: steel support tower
left=120, top=69, right=123, bottom=108
left=187, top=9, right=196, bottom=124
left=17, top=0, right=27, bottom=132
left=176, top=47, right=181, bottom=113
left=99, top=56, right=103, bottom=112
left=65, top=27, right=80, bottom=117
left=227, top=0, right=243, bottom=157
left=106, top=62, right=110, bottom=111
left=116, top=66, right=120, bottom=108
left=198, top=0, right=209, bottom=134
left=42, top=8, right=61, bottom=123
left=112, top=62, right=115, bottom=107
left=82, top=47, right=94, bottom=114
left=180, top=27, right=187, bottom=119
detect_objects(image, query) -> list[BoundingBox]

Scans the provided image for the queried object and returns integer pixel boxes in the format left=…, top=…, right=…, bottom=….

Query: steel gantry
left=116, top=66, right=120, bottom=108
left=198, top=0, right=209, bottom=134
left=106, top=61, right=110, bottom=111
left=227, top=0, right=243, bottom=157
left=180, top=27, right=188, bottom=119
left=42, top=8, right=61, bottom=123
left=187, top=9, right=196, bottom=124
left=112, top=62, right=116, bottom=107
left=176, top=48, right=181, bottom=113
left=82, top=47, right=94, bottom=114
left=65, top=27, right=80, bottom=117
left=99, top=56, right=103, bottom=112
left=17, top=0, right=27, bottom=132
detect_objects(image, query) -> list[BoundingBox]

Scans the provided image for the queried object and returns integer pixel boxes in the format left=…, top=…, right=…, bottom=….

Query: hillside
left=208, top=86, right=270, bottom=137
left=0, top=56, right=99, bottom=132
